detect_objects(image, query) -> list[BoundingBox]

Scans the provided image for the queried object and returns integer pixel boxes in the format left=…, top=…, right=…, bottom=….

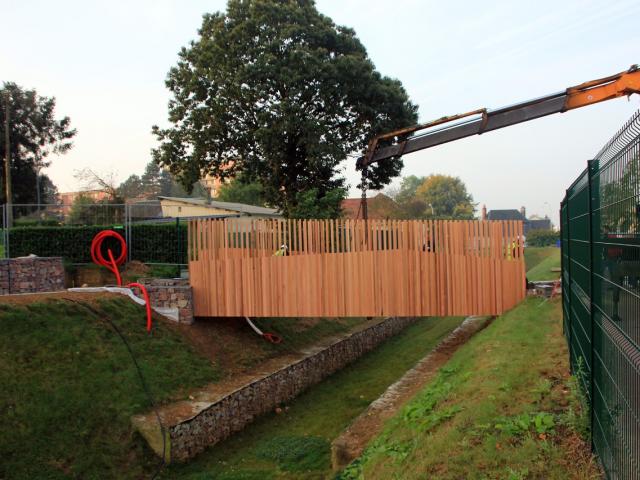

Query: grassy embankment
left=0, top=293, right=462, bottom=479
left=0, top=295, right=368, bottom=480
left=525, top=246, right=561, bottom=282
left=339, top=297, right=601, bottom=480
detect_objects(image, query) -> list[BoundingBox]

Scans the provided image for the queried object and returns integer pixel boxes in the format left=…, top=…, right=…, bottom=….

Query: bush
left=8, top=224, right=187, bottom=264
left=526, top=229, right=559, bottom=247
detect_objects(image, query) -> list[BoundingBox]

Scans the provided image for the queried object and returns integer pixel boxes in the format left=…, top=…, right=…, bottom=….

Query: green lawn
left=339, top=298, right=600, bottom=480
left=525, top=246, right=561, bottom=281
left=163, top=316, right=465, bottom=480
left=0, top=297, right=220, bottom=480
left=526, top=248, right=561, bottom=281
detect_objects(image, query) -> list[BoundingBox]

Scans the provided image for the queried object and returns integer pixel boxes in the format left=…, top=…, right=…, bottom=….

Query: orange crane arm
left=357, top=65, right=640, bottom=169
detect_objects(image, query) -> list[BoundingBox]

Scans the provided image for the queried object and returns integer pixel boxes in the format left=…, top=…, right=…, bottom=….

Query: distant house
left=482, top=205, right=552, bottom=234
left=341, top=193, right=401, bottom=219
left=158, top=197, right=281, bottom=220
left=59, top=190, right=111, bottom=215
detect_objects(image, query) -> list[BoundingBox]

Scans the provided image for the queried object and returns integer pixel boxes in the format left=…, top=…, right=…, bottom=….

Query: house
left=158, top=197, right=281, bottom=220
left=481, top=205, right=552, bottom=234
left=341, top=193, right=401, bottom=219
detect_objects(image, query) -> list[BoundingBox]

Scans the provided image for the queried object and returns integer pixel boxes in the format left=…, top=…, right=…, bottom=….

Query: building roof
left=487, top=209, right=525, bottom=221
left=528, top=218, right=552, bottom=230
left=341, top=198, right=362, bottom=219
left=341, top=193, right=401, bottom=219
left=158, top=197, right=280, bottom=216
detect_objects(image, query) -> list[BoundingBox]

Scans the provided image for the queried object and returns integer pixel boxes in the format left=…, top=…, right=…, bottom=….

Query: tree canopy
left=152, top=0, right=418, bottom=217
left=1, top=82, right=75, bottom=204
left=216, top=175, right=267, bottom=206
left=116, top=160, right=188, bottom=200
left=386, top=174, right=476, bottom=219
left=415, top=174, right=476, bottom=219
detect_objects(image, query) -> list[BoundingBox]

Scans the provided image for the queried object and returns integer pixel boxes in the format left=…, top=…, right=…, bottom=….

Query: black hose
left=62, top=298, right=166, bottom=479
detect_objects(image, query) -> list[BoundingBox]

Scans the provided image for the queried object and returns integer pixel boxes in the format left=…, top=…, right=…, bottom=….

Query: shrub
left=8, top=224, right=187, bottom=264
left=526, top=229, right=558, bottom=247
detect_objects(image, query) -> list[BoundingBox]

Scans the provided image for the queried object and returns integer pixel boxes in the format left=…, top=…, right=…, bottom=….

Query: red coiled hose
left=90, top=230, right=153, bottom=333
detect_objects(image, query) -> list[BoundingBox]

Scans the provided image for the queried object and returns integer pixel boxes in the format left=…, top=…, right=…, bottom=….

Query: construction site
left=1, top=2, right=639, bottom=479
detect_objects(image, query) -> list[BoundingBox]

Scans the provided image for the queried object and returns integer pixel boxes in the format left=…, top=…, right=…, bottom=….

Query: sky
left=2, top=0, right=640, bottom=225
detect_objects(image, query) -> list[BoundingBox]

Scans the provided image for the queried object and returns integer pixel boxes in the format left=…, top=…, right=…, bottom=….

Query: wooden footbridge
left=188, top=218, right=525, bottom=318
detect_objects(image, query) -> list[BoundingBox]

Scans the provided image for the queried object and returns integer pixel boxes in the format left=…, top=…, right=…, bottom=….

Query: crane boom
left=357, top=65, right=640, bottom=170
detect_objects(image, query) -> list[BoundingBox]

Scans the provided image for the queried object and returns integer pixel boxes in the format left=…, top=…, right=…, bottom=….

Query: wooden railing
left=188, top=218, right=526, bottom=318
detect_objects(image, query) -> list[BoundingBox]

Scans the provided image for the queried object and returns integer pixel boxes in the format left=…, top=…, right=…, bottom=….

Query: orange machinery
left=357, top=65, right=640, bottom=218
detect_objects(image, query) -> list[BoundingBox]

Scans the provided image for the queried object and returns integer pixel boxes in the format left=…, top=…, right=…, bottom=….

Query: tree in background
left=1, top=82, right=75, bottom=204
left=387, top=175, right=428, bottom=219
left=415, top=174, right=476, bottom=219
left=387, top=174, right=476, bottom=219
left=67, top=195, right=124, bottom=225
left=118, top=174, right=144, bottom=199
left=526, top=229, right=559, bottom=247
left=216, top=175, right=267, bottom=206
left=152, top=0, right=418, bottom=217
left=289, top=188, right=346, bottom=219
left=116, top=160, right=188, bottom=200
left=74, top=168, right=121, bottom=201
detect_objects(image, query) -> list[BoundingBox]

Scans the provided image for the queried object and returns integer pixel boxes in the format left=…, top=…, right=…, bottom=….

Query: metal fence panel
left=0, top=202, right=190, bottom=268
left=562, top=110, right=640, bottom=480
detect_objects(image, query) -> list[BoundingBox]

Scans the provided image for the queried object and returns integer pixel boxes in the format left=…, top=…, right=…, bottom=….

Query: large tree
left=1, top=83, right=75, bottom=204
left=152, top=0, right=418, bottom=217
left=415, top=174, right=476, bottom=219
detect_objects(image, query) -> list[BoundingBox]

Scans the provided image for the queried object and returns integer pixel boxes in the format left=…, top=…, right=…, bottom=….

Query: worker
left=274, top=244, right=289, bottom=257
left=506, top=239, right=518, bottom=260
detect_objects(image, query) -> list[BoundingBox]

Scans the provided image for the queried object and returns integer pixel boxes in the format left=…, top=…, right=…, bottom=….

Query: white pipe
left=244, top=316, right=264, bottom=336
left=67, top=287, right=179, bottom=322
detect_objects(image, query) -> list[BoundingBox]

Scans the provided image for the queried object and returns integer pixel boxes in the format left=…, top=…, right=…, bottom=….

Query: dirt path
left=331, top=315, right=493, bottom=470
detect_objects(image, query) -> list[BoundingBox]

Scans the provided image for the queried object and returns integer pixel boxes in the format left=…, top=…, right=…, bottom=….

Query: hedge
left=526, top=229, right=559, bottom=247
left=8, top=224, right=188, bottom=264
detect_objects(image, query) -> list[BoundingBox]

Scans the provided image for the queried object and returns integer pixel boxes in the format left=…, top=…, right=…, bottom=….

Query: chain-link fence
left=561, top=110, right=639, bottom=480
left=0, top=202, right=201, bottom=273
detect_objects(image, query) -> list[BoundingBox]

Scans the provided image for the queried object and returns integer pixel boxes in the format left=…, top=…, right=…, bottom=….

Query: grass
left=0, top=295, right=373, bottom=480
left=339, top=297, right=601, bottom=480
left=0, top=296, right=220, bottom=480
left=162, top=316, right=465, bottom=479
left=525, top=246, right=561, bottom=281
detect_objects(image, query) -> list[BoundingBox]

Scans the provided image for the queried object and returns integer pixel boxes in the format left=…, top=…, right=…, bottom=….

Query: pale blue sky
left=2, top=0, right=640, bottom=224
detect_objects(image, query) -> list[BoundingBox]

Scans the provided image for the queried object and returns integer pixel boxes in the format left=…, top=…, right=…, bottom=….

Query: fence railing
left=0, top=202, right=192, bottom=267
left=188, top=218, right=526, bottom=318
left=561, top=109, right=640, bottom=480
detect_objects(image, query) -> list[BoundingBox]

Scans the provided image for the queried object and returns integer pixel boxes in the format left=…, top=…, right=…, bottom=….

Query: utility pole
left=3, top=90, right=13, bottom=227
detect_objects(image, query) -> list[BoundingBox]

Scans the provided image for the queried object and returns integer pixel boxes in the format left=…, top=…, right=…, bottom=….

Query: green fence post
left=176, top=216, right=181, bottom=278
left=564, top=189, right=572, bottom=372
left=587, top=160, right=595, bottom=448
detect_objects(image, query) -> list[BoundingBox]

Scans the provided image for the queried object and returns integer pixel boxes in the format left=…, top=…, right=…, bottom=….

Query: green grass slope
left=339, top=298, right=600, bottom=480
left=0, top=297, right=219, bottom=480
left=526, top=247, right=561, bottom=281
left=524, top=246, right=557, bottom=271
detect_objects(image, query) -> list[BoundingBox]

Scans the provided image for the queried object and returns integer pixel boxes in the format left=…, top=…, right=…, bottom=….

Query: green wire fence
left=561, top=109, right=639, bottom=480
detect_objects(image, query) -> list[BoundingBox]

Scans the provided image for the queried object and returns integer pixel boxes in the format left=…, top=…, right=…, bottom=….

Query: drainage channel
left=156, top=315, right=475, bottom=479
